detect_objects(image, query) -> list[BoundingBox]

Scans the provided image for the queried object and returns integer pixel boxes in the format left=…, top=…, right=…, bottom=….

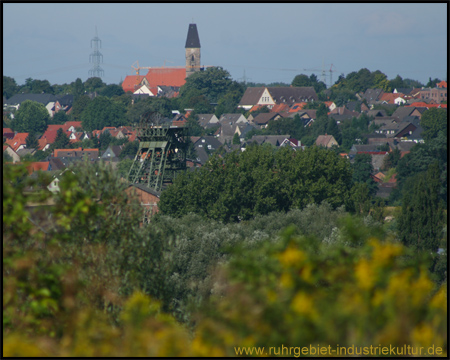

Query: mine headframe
left=127, top=111, right=188, bottom=192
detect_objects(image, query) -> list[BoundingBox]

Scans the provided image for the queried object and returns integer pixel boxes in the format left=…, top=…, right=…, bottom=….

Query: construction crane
left=132, top=60, right=215, bottom=75
left=303, top=64, right=337, bottom=88
left=131, top=60, right=152, bottom=75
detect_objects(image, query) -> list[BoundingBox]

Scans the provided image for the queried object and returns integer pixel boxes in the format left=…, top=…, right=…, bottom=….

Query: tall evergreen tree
left=397, top=161, right=444, bottom=253
left=25, top=131, right=39, bottom=150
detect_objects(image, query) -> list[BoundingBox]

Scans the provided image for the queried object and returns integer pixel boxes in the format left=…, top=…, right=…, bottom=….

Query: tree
left=232, top=132, right=240, bottom=145
left=70, top=94, right=91, bottom=121
left=11, top=100, right=49, bottom=133
left=351, top=153, right=377, bottom=196
left=51, top=128, right=71, bottom=150
left=397, top=161, right=444, bottom=252
left=291, top=74, right=312, bottom=87
left=98, top=131, right=112, bottom=151
left=159, top=145, right=353, bottom=222
left=3, top=76, right=19, bottom=99
left=179, top=67, right=238, bottom=106
left=420, top=108, right=447, bottom=143
left=71, top=78, right=84, bottom=100
left=25, top=131, right=39, bottom=150
left=119, top=140, right=139, bottom=159
left=100, top=84, right=125, bottom=98
left=425, top=77, right=440, bottom=88
left=84, top=77, right=105, bottom=93
left=48, top=110, right=69, bottom=125
left=389, top=75, right=405, bottom=90
left=81, top=96, right=127, bottom=132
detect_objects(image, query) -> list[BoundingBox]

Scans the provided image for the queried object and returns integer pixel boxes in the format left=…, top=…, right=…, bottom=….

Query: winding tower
left=127, top=111, right=188, bottom=192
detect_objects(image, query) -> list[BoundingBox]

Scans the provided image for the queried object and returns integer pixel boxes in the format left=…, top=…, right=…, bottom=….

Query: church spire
left=185, top=23, right=201, bottom=48
left=185, top=23, right=201, bottom=77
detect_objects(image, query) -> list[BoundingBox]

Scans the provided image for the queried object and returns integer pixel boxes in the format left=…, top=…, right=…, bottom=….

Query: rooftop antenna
left=89, top=26, right=104, bottom=78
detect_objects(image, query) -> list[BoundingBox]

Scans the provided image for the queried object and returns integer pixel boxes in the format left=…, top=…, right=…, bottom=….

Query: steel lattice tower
left=89, top=27, right=104, bottom=78
left=127, top=111, right=188, bottom=192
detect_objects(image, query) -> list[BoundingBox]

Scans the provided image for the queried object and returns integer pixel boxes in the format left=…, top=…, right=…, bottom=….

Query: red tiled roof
left=5, top=132, right=29, bottom=151
left=27, top=161, right=49, bottom=174
left=270, top=103, right=290, bottom=113
left=46, top=124, right=67, bottom=132
left=127, top=131, right=137, bottom=142
left=145, top=67, right=187, bottom=88
left=122, top=75, right=146, bottom=93
left=405, top=102, right=447, bottom=109
left=437, top=80, right=447, bottom=88
left=3, top=128, right=13, bottom=134
left=65, top=121, right=82, bottom=130
left=41, top=129, right=59, bottom=144
left=289, top=102, right=307, bottom=112
left=379, top=93, right=405, bottom=104
left=38, top=137, right=50, bottom=151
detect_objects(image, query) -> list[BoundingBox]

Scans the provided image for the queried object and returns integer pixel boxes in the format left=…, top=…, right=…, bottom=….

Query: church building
left=122, top=23, right=202, bottom=94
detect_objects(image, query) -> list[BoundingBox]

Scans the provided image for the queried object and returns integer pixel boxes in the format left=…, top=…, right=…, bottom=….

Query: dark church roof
left=185, top=23, right=201, bottom=48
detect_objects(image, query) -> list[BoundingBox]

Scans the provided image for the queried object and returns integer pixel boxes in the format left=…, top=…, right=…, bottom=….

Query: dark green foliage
left=420, top=108, right=447, bottom=143
left=179, top=67, right=241, bottom=109
left=126, top=97, right=173, bottom=124
left=81, top=96, right=127, bottom=131
left=84, top=77, right=105, bottom=93
left=19, top=78, right=54, bottom=94
left=397, top=161, right=444, bottom=253
left=389, top=75, right=405, bottom=90
left=11, top=100, right=49, bottom=133
left=159, top=144, right=353, bottom=222
left=98, top=131, right=113, bottom=151
left=70, top=95, right=91, bottom=121
left=383, top=147, right=401, bottom=170
left=100, top=84, right=125, bottom=98
left=232, top=132, right=240, bottom=145
left=119, top=140, right=139, bottom=160
left=3, top=76, right=19, bottom=99
left=425, top=77, right=441, bottom=88
left=351, top=153, right=377, bottom=196
left=25, top=131, right=39, bottom=150
left=48, top=110, right=69, bottom=125
left=51, top=128, right=71, bottom=150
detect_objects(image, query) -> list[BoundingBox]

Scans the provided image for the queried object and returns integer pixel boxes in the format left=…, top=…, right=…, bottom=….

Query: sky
left=3, top=3, right=447, bottom=87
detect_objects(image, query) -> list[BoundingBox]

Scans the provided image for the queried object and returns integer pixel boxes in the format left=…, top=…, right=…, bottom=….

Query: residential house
left=315, top=134, right=338, bottom=148
left=3, top=144, right=20, bottom=163
left=252, top=112, right=282, bottom=128
left=196, top=114, right=219, bottom=127
left=288, top=102, right=308, bottom=113
left=125, top=183, right=160, bottom=223
left=391, top=106, right=423, bottom=121
left=238, top=87, right=318, bottom=110
left=5, top=132, right=29, bottom=152
left=246, top=134, right=291, bottom=147
left=375, top=122, right=417, bottom=139
left=16, top=148, right=37, bottom=159
left=279, top=138, right=304, bottom=150
left=436, top=80, right=447, bottom=88
left=361, top=88, right=384, bottom=105
left=101, top=144, right=124, bottom=160
left=26, top=161, right=50, bottom=175
left=324, top=101, right=337, bottom=112
left=3, top=127, right=14, bottom=141
left=366, top=109, right=388, bottom=118
left=349, top=144, right=389, bottom=172
left=379, top=93, right=407, bottom=105
left=418, top=87, right=447, bottom=104
left=47, top=168, right=74, bottom=194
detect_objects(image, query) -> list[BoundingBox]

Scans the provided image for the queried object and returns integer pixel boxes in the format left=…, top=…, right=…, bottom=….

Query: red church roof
left=145, top=67, right=186, bottom=87
left=122, top=75, right=146, bottom=93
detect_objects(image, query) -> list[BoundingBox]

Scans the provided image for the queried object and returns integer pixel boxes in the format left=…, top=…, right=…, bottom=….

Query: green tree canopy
left=48, top=110, right=69, bottom=125
left=11, top=100, right=49, bottom=133
left=51, top=128, right=71, bottom=150
left=81, top=96, right=127, bottom=131
left=397, top=161, right=444, bottom=252
left=420, top=108, right=447, bottom=143
left=25, top=131, right=39, bottom=150
left=179, top=67, right=240, bottom=108
left=3, top=76, right=19, bottom=99
left=159, top=145, right=353, bottom=222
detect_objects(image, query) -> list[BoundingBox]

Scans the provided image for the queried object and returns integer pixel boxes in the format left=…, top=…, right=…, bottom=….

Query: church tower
left=185, top=23, right=201, bottom=77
